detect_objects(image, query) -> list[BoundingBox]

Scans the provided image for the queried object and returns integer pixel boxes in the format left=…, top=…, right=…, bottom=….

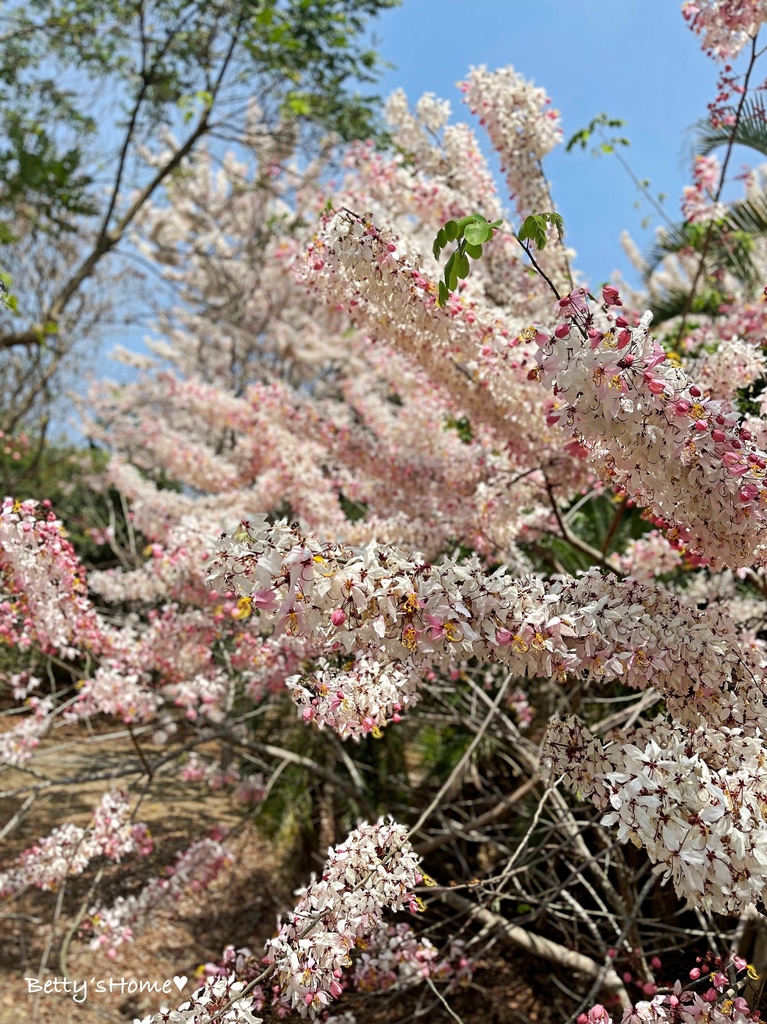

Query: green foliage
left=645, top=192, right=767, bottom=321
left=338, top=492, right=368, bottom=522
left=517, top=211, right=564, bottom=251
left=565, top=112, right=630, bottom=156
left=0, top=0, right=400, bottom=241
left=647, top=100, right=767, bottom=317
left=432, top=213, right=502, bottom=306
left=648, top=286, right=727, bottom=328
left=444, top=415, right=473, bottom=444
left=528, top=493, right=650, bottom=577
left=0, top=113, right=97, bottom=238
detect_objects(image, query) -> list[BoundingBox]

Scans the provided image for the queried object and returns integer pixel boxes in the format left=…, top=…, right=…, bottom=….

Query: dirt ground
left=0, top=729, right=554, bottom=1024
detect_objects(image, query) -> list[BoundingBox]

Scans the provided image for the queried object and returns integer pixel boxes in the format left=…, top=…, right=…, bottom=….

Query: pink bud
left=690, top=385, right=702, bottom=397
left=689, top=968, right=701, bottom=980
left=651, top=956, right=662, bottom=970
left=554, top=323, right=570, bottom=339
left=602, top=284, right=622, bottom=306
left=711, top=429, right=726, bottom=443
left=330, top=608, right=347, bottom=627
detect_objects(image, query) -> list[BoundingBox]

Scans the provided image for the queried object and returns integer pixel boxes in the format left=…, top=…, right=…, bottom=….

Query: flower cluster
left=681, top=154, right=726, bottom=222
left=682, top=0, right=767, bottom=59
left=88, top=837, right=230, bottom=957
left=535, top=290, right=767, bottom=567
left=351, top=921, right=472, bottom=993
left=581, top=955, right=759, bottom=1023
left=212, top=518, right=754, bottom=728
left=460, top=65, right=562, bottom=219
left=286, top=655, right=419, bottom=740
left=263, top=821, right=423, bottom=1015
left=543, top=715, right=767, bottom=914
left=133, top=974, right=262, bottom=1024
left=0, top=791, right=147, bottom=897
left=0, top=498, right=103, bottom=658
left=0, top=695, right=54, bottom=766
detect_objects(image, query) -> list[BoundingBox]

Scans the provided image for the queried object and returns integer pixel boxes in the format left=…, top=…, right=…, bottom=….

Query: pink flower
left=252, top=589, right=279, bottom=611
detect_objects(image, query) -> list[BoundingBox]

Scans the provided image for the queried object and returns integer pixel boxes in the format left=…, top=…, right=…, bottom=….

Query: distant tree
left=0, top=0, right=398, bottom=428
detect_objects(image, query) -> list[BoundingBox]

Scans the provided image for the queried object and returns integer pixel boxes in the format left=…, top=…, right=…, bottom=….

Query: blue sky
left=368, top=0, right=724, bottom=288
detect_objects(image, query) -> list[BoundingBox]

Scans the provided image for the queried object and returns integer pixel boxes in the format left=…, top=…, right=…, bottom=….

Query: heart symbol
left=173, top=976, right=188, bottom=992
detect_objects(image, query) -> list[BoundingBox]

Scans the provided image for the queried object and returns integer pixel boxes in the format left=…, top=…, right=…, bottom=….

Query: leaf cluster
left=517, top=211, right=564, bottom=251
left=565, top=112, right=630, bottom=157
left=0, top=0, right=400, bottom=241
left=432, top=213, right=502, bottom=306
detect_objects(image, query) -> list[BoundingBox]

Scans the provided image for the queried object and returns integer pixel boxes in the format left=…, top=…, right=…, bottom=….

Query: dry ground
left=0, top=728, right=554, bottom=1024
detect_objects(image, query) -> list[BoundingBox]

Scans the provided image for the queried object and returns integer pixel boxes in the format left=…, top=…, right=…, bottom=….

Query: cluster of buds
left=581, top=953, right=759, bottom=1023
left=535, top=289, right=767, bottom=568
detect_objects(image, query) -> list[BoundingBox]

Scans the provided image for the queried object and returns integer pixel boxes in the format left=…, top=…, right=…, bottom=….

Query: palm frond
left=648, top=286, right=725, bottom=326
left=645, top=193, right=767, bottom=292
left=692, top=98, right=767, bottom=157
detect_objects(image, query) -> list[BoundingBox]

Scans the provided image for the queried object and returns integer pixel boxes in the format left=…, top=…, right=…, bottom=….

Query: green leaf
left=464, top=241, right=482, bottom=259
left=547, top=212, right=565, bottom=240
left=444, top=220, right=458, bottom=241
left=464, top=221, right=490, bottom=245
left=518, top=214, right=547, bottom=250
left=438, top=280, right=449, bottom=306
left=565, top=127, right=590, bottom=152
left=456, top=252, right=470, bottom=279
